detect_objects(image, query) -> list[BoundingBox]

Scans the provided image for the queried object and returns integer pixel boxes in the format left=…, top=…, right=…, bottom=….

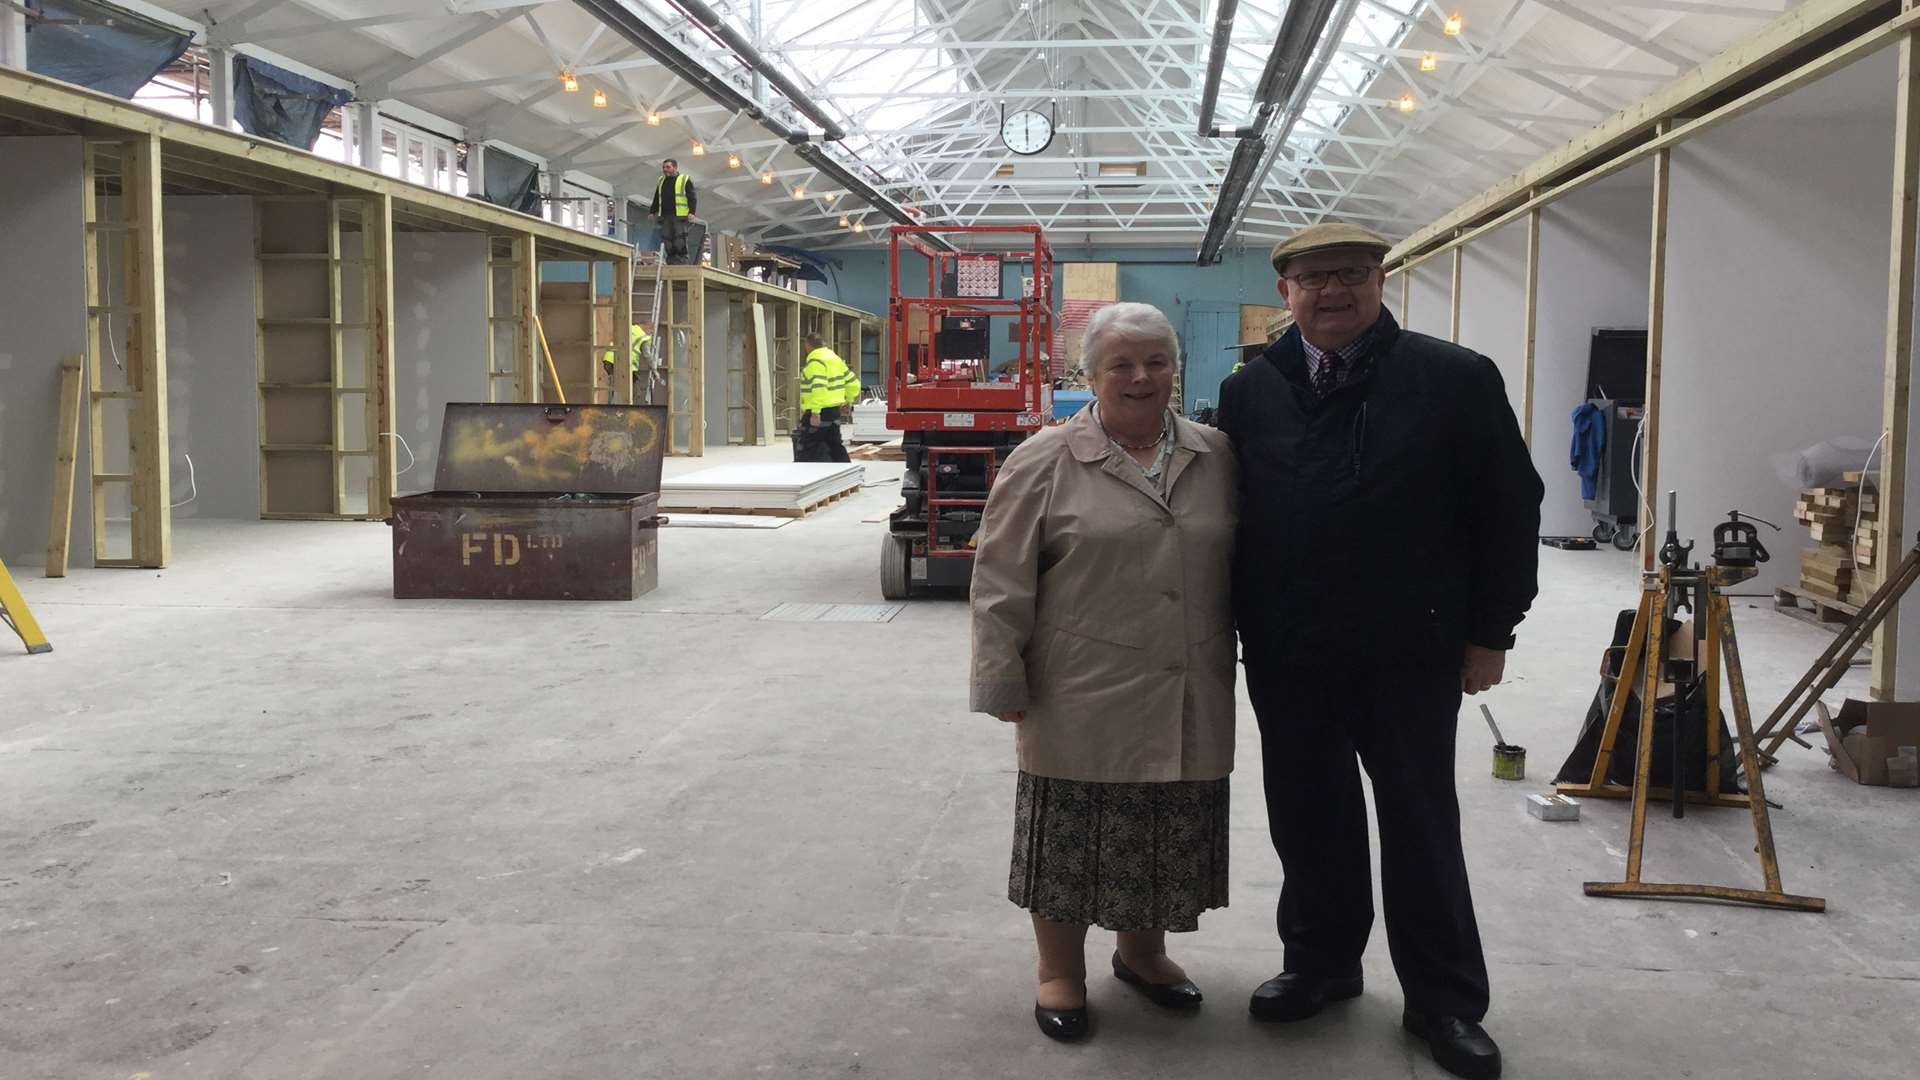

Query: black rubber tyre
left=1612, top=527, right=1639, bottom=552
left=881, top=534, right=912, bottom=600
left=1592, top=522, right=1616, bottom=544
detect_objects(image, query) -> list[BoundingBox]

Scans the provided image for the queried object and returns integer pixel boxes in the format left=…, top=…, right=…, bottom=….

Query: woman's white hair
left=1082, top=302, right=1180, bottom=376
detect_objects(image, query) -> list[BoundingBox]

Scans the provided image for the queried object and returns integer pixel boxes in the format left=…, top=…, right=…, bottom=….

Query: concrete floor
left=4, top=441, right=1916, bottom=1079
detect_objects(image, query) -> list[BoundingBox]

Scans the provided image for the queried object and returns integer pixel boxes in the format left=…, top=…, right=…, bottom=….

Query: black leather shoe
left=1247, top=971, right=1364, bottom=1022
left=1033, top=1002, right=1090, bottom=1042
left=1403, top=1008, right=1501, bottom=1080
left=1111, top=952, right=1203, bottom=1010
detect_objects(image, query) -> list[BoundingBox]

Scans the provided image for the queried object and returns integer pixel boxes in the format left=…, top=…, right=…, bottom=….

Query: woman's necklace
left=1095, top=404, right=1168, bottom=451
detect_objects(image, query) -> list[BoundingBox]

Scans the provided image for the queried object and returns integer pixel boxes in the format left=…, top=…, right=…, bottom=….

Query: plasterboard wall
left=1660, top=60, right=1893, bottom=598
left=1532, top=168, right=1654, bottom=537
left=394, top=232, right=490, bottom=491
left=1402, top=260, right=1452, bottom=340
left=0, top=137, right=87, bottom=567
left=1458, top=220, right=1530, bottom=425
left=164, top=196, right=261, bottom=521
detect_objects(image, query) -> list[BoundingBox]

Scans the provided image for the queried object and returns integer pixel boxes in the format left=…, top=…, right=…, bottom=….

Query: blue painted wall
left=812, top=244, right=1282, bottom=377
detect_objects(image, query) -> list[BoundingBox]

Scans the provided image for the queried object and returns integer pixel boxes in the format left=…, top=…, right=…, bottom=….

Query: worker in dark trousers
left=793, top=331, right=857, bottom=463
left=649, top=158, right=697, bottom=264
left=1216, top=223, right=1543, bottom=1080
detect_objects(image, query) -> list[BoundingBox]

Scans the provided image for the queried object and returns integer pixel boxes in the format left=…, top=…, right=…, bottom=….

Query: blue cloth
left=1570, top=402, right=1608, bottom=500
left=233, top=56, right=353, bottom=150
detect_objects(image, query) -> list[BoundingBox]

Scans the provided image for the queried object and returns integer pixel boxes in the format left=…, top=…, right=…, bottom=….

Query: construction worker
left=602, top=323, right=653, bottom=401
left=649, top=158, right=697, bottom=265
left=794, top=331, right=857, bottom=463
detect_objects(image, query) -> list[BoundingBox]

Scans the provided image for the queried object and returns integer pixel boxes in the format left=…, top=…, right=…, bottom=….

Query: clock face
left=1001, top=109, right=1054, bottom=156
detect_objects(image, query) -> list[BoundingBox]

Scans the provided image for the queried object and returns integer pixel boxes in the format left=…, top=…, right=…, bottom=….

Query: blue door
left=1181, top=302, right=1242, bottom=414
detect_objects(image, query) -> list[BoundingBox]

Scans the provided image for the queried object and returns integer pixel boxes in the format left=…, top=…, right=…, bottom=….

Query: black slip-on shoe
left=1111, top=951, right=1204, bottom=1010
left=1033, top=1002, right=1090, bottom=1042
left=1403, top=1008, right=1502, bottom=1080
left=1247, top=971, right=1364, bottom=1022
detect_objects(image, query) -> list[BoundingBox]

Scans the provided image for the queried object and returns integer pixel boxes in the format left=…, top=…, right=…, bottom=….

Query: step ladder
left=0, top=556, right=51, bottom=654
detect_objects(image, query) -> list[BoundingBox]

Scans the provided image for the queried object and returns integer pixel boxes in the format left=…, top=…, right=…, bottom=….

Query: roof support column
left=353, top=100, right=380, bottom=169
left=208, top=46, right=235, bottom=128
left=1, top=6, right=26, bottom=70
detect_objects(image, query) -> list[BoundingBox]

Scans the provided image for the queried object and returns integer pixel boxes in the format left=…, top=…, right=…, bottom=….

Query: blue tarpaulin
left=476, top=145, right=542, bottom=215
left=233, top=55, right=352, bottom=150
left=26, top=0, right=189, bottom=99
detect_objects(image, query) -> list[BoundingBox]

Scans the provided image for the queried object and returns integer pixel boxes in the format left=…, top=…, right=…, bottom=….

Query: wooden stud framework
left=1639, top=126, right=1672, bottom=573
left=1877, top=19, right=1920, bottom=699
left=614, top=257, right=635, bottom=405
left=253, top=196, right=388, bottom=520
left=3, top=64, right=636, bottom=560
left=1448, top=243, right=1463, bottom=344
left=486, top=235, right=535, bottom=404
left=1521, top=204, right=1541, bottom=448
left=636, top=264, right=878, bottom=454
left=80, top=134, right=169, bottom=568
left=46, top=355, right=83, bottom=577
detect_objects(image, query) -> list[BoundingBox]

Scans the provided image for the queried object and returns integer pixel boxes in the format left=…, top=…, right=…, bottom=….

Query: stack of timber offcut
left=1791, top=476, right=1878, bottom=605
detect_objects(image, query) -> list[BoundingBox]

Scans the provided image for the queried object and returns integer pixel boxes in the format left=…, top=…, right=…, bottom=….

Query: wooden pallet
left=850, top=441, right=905, bottom=461
left=1772, top=587, right=1875, bottom=663
left=662, top=486, right=859, bottom=519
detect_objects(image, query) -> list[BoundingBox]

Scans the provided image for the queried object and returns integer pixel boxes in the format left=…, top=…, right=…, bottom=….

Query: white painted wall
left=1532, top=168, right=1654, bottom=537
left=163, top=196, right=260, bottom=521
left=1661, top=55, right=1892, bottom=597
left=393, top=232, right=490, bottom=491
left=0, top=137, right=87, bottom=567
left=1458, top=219, right=1530, bottom=424
left=1402, top=259, right=1451, bottom=339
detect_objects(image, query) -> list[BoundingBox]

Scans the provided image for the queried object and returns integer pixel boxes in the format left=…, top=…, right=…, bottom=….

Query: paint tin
left=1492, top=744, right=1527, bottom=781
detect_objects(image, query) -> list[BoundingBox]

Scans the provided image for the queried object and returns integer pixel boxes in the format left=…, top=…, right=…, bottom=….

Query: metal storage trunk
left=390, top=403, right=668, bottom=601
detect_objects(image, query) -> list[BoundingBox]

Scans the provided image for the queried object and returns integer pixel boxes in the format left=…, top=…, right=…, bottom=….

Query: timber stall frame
left=1381, top=0, right=1920, bottom=699
left=0, top=64, right=632, bottom=566
left=638, top=263, right=878, bottom=456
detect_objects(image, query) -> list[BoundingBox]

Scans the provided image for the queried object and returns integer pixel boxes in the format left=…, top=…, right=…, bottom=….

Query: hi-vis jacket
left=800, top=346, right=859, bottom=413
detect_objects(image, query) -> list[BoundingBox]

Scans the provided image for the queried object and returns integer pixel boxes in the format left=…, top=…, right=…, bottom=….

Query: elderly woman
left=969, top=302, right=1238, bottom=1042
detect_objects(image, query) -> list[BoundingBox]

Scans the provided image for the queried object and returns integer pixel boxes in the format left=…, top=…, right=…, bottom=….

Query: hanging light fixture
left=591, top=88, right=608, bottom=108
left=792, top=184, right=807, bottom=199
left=1398, top=92, right=1415, bottom=113
left=760, top=170, right=774, bottom=185
left=851, top=220, right=865, bottom=233
left=1420, top=52, right=1438, bottom=73
left=838, top=214, right=850, bottom=228
left=726, top=152, right=741, bottom=169
left=561, top=70, right=579, bottom=92
left=824, top=191, right=839, bottom=203
left=645, top=111, right=661, bottom=126
left=1443, top=12, right=1463, bottom=36
left=691, top=142, right=705, bottom=156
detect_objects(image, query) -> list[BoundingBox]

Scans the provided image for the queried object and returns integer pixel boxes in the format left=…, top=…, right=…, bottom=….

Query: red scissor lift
left=880, top=224, right=1054, bottom=599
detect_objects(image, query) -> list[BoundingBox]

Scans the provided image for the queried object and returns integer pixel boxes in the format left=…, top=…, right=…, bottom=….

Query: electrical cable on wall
left=381, top=432, right=419, bottom=477
left=1853, top=429, right=1890, bottom=540
left=169, top=454, right=197, bottom=509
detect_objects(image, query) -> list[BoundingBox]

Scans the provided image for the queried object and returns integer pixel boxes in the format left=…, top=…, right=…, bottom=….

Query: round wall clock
left=1000, top=108, right=1055, bottom=156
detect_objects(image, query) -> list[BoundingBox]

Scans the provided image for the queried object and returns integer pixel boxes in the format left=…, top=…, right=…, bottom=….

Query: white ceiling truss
left=135, top=0, right=1800, bottom=253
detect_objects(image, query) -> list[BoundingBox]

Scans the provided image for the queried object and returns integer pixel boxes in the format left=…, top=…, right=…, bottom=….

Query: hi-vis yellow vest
left=800, top=347, right=858, bottom=413
left=656, top=174, right=691, bottom=218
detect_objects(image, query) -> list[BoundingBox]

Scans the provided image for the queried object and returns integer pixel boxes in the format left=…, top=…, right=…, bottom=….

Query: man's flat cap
left=1270, top=222, right=1392, bottom=273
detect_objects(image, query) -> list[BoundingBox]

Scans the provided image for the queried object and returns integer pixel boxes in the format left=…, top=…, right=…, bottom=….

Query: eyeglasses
left=1282, top=265, right=1376, bottom=290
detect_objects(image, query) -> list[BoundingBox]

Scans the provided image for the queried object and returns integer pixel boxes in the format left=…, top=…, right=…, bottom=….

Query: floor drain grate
left=760, top=602, right=905, bottom=624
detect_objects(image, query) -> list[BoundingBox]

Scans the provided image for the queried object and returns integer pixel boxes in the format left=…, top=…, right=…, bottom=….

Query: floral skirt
left=1008, top=771, right=1229, bottom=933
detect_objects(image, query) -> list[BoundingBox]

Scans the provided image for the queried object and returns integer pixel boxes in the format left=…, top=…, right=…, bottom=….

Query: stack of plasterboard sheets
left=849, top=400, right=893, bottom=443
left=660, top=463, right=863, bottom=514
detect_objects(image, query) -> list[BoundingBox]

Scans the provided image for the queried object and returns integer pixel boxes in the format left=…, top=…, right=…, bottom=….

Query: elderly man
left=1216, top=223, right=1542, bottom=1080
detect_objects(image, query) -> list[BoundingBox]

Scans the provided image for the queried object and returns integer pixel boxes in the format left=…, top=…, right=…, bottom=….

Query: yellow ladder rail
left=0, top=556, right=52, bottom=655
